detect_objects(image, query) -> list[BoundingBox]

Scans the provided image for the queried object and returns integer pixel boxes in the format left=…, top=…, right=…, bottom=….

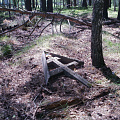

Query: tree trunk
left=47, top=0, right=53, bottom=12
left=32, top=0, right=35, bottom=8
left=36, top=0, right=38, bottom=9
left=13, top=0, right=16, bottom=7
left=103, top=0, right=109, bottom=19
left=18, top=0, right=19, bottom=9
left=91, top=0, right=105, bottom=68
left=89, top=0, right=91, bottom=6
left=74, top=0, right=76, bottom=6
left=82, top=0, right=87, bottom=8
left=63, top=0, right=65, bottom=7
left=41, top=0, right=46, bottom=12
left=67, top=0, right=70, bottom=8
left=113, top=0, right=116, bottom=11
left=25, top=0, right=32, bottom=11
left=109, top=0, right=111, bottom=7
left=117, top=0, right=120, bottom=20
left=8, top=0, right=11, bottom=17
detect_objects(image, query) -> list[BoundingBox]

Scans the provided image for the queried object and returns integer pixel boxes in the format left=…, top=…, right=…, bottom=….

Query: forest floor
left=0, top=12, right=120, bottom=120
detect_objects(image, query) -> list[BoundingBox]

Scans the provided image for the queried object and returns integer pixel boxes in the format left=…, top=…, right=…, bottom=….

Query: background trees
left=40, top=0, right=46, bottom=12
left=0, top=0, right=119, bottom=18
left=82, top=0, right=87, bottom=8
left=103, top=0, right=109, bottom=19
left=117, top=0, right=120, bottom=20
left=25, top=0, right=32, bottom=11
left=67, top=0, right=71, bottom=8
left=47, top=0, right=53, bottom=12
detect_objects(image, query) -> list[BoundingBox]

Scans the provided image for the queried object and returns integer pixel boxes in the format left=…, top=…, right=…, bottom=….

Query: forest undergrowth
left=0, top=8, right=120, bottom=120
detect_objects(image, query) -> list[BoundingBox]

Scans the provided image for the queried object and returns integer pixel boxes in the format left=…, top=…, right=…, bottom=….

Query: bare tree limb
left=0, top=7, right=92, bottom=27
left=29, top=17, right=43, bottom=36
left=0, top=15, right=35, bottom=36
left=60, top=18, right=65, bottom=34
left=39, top=18, right=54, bottom=37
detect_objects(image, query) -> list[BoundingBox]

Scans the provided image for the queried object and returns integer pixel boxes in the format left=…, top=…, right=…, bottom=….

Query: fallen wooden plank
left=49, top=61, right=79, bottom=76
left=51, top=57, right=91, bottom=87
left=45, top=51, right=84, bottom=66
left=35, top=87, right=111, bottom=119
left=41, top=51, right=50, bottom=85
left=41, top=97, right=82, bottom=110
left=49, top=67, right=63, bottom=76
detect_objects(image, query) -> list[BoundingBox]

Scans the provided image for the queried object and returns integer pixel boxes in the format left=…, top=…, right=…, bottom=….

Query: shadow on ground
left=100, top=66, right=120, bottom=84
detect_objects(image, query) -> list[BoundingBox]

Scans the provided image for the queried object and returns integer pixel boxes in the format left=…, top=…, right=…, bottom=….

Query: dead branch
left=29, top=17, right=43, bottom=36
left=39, top=18, right=54, bottom=37
left=0, top=15, right=35, bottom=36
left=0, top=7, right=91, bottom=27
left=60, top=18, right=65, bottom=33
left=60, top=18, right=82, bottom=35
left=41, top=98, right=82, bottom=110
left=35, top=87, right=111, bottom=119
left=103, top=18, right=120, bottom=25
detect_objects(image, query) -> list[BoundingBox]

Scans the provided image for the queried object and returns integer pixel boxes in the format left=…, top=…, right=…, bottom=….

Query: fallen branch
left=0, top=15, right=35, bottom=36
left=41, top=97, right=82, bottom=110
left=103, top=18, right=120, bottom=25
left=29, top=17, right=43, bottom=36
left=39, top=18, right=54, bottom=37
left=0, top=7, right=92, bottom=27
left=35, top=87, right=111, bottom=119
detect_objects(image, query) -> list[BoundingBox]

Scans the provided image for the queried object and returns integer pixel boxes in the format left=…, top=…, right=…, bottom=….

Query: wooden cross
left=42, top=51, right=91, bottom=87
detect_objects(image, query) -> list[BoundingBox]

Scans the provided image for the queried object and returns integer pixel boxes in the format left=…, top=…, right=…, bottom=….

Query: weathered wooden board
left=45, top=51, right=84, bottom=66
left=52, top=57, right=91, bottom=87
left=41, top=51, right=50, bottom=85
left=41, top=51, right=91, bottom=87
left=49, top=61, right=79, bottom=76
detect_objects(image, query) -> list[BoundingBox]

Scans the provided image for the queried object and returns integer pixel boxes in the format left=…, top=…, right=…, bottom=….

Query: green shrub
left=1, top=44, right=12, bottom=57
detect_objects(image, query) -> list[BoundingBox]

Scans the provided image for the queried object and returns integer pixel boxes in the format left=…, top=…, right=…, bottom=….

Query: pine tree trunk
left=41, top=0, right=46, bottom=12
left=89, top=0, right=91, bottom=6
left=82, top=0, right=87, bottom=8
left=109, top=0, right=111, bottom=7
left=91, top=0, right=105, bottom=68
left=67, top=0, right=70, bottom=8
left=47, top=0, right=53, bottom=12
left=32, top=0, right=35, bottom=8
left=117, top=0, right=120, bottom=20
left=63, top=0, right=65, bottom=7
left=25, top=0, right=32, bottom=11
left=74, top=0, right=76, bottom=6
left=113, top=0, right=116, bottom=11
left=13, top=0, right=16, bottom=8
left=103, top=0, right=109, bottom=19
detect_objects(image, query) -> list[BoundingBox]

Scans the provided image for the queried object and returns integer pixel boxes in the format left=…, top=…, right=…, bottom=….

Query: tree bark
left=12, top=0, right=16, bottom=8
left=109, top=0, right=111, bottom=7
left=63, top=0, right=65, bottom=7
left=25, top=0, right=32, bottom=11
left=117, top=0, right=120, bottom=20
left=32, top=0, right=35, bottom=8
left=113, top=0, right=116, bottom=11
left=103, top=0, right=109, bottom=19
left=41, top=0, right=46, bottom=12
left=74, top=0, right=76, bottom=6
left=47, top=0, right=53, bottom=12
left=89, top=0, right=91, bottom=6
left=82, top=0, right=87, bottom=8
left=91, top=0, right=105, bottom=68
left=67, top=0, right=70, bottom=8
